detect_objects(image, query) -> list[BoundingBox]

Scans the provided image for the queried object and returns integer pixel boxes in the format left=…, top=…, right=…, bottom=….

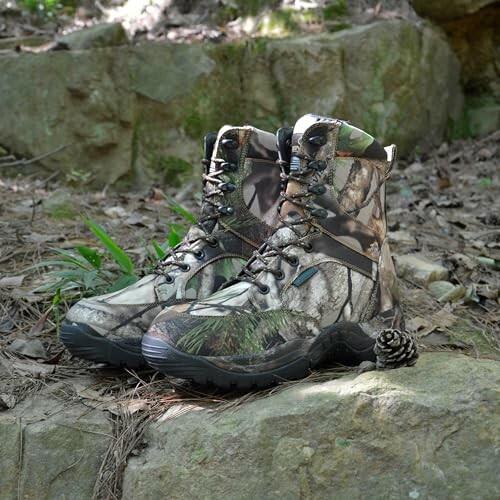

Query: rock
left=0, top=20, right=462, bottom=186
left=122, top=353, right=500, bottom=500
left=0, top=395, right=113, bottom=500
left=395, top=253, right=449, bottom=285
left=59, top=22, right=129, bottom=50
left=412, top=0, right=499, bottom=126
left=464, top=96, right=500, bottom=137
left=388, top=230, right=417, bottom=245
left=0, top=36, right=51, bottom=50
left=411, top=0, right=496, bottom=21
left=428, top=280, right=466, bottom=302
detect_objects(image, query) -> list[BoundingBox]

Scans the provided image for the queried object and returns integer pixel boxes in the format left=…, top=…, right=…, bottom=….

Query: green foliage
left=166, top=197, right=197, bottom=225
left=259, top=9, right=300, bottom=36
left=85, top=217, right=135, bottom=275
left=478, top=177, right=493, bottom=188
left=31, top=217, right=139, bottom=301
left=323, top=0, right=348, bottom=20
left=18, top=0, right=80, bottom=16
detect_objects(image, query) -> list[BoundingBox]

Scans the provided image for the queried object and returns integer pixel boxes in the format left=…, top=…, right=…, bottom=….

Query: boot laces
left=155, top=157, right=234, bottom=282
left=236, top=154, right=324, bottom=293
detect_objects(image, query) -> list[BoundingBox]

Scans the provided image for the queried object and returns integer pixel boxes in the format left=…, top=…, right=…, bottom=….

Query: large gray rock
left=123, top=353, right=499, bottom=500
left=411, top=0, right=497, bottom=21
left=0, top=19, right=462, bottom=186
left=0, top=395, right=113, bottom=500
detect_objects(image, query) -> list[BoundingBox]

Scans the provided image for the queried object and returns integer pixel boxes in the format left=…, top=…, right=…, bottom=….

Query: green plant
left=18, top=0, right=79, bottom=16
left=32, top=217, right=139, bottom=297
left=146, top=199, right=197, bottom=267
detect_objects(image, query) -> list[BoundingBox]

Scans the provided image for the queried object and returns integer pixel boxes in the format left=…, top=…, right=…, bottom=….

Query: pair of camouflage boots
left=61, top=114, right=418, bottom=389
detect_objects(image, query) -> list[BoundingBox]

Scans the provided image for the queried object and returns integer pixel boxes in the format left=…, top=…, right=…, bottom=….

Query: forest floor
left=0, top=132, right=499, bottom=413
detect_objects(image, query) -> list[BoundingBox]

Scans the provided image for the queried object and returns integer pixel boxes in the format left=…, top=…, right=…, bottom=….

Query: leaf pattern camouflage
left=146, top=114, right=405, bottom=370
left=63, top=125, right=282, bottom=345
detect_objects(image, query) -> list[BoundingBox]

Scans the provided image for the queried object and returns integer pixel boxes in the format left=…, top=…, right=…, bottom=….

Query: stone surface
left=59, top=22, right=129, bottom=50
left=395, top=253, right=449, bottom=285
left=0, top=19, right=462, bottom=186
left=122, top=353, right=500, bottom=500
left=0, top=395, right=113, bottom=500
left=412, top=0, right=499, bottom=138
left=411, top=0, right=497, bottom=21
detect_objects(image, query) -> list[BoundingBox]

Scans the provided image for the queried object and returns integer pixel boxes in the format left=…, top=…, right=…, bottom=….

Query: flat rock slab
left=0, top=394, right=113, bottom=500
left=1, top=353, right=497, bottom=499
left=395, top=253, right=449, bottom=285
left=123, top=353, right=499, bottom=500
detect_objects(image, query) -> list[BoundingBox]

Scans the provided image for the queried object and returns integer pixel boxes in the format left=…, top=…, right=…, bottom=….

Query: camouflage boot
left=142, top=114, right=418, bottom=388
left=61, top=125, right=281, bottom=368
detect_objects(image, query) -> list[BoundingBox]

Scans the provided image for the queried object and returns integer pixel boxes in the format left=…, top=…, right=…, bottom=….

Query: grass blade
left=85, top=217, right=135, bottom=275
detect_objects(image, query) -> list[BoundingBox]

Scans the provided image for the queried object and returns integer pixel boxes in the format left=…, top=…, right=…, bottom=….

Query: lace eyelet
left=207, top=238, right=219, bottom=248
left=258, top=285, right=270, bottom=295
left=194, top=250, right=205, bottom=260
left=303, top=243, right=313, bottom=253
left=220, top=182, right=236, bottom=192
left=218, top=205, right=234, bottom=216
left=309, top=160, right=326, bottom=171
left=287, top=256, right=299, bottom=267
left=308, top=135, right=326, bottom=146
left=222, top=162, right=238, bottom=172
left=308, top=183, right=326, bottom=195
left=221, top=138, right=239, bottom=150
left=275, top=270, right=285, bottom=280
left=180, top=264, right=191, bottom=272
left=165, top=275, right=175, bottom=284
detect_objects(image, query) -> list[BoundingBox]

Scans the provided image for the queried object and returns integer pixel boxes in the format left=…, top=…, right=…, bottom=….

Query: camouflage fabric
left=145, top=114, right=407, bottom=374
left=62, top=125, right=282, bottom=365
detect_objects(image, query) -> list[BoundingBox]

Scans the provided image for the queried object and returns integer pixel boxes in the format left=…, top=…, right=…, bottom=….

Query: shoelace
left=235, top=154, right=327, bottom=294
left=155, top=157, right=234, bottom=283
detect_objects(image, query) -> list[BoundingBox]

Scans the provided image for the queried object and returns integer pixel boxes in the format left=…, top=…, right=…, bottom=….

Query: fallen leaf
left=8, top=338, right=48, bottom=359
left=28, top=307, right=52, bottom=336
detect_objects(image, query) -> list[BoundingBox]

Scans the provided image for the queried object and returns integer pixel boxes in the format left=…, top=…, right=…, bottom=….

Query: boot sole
left=142, top=322, right=376, bottom=390
left=60, top=321, right=145, bottom=369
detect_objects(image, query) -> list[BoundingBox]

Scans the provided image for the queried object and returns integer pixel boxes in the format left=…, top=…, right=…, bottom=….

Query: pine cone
left=374, top=329, right=419, bottom=370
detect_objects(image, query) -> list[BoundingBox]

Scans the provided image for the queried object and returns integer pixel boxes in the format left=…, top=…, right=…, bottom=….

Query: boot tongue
left=281, top=114, right=325, bottom=220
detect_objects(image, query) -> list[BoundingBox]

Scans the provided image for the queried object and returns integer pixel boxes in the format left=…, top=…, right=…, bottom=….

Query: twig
left=0, top=144, right=70, bottom=168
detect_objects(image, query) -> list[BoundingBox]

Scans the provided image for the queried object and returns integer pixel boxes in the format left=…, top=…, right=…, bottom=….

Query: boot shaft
left=285, top=115, right=393, bottom=257
left=209, top=125, right=281, bottom=246
left=281, top=114, right=400, bottom=318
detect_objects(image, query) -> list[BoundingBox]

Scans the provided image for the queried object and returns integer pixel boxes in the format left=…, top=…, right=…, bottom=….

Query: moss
left=448, top=319, right=499, bottom=356
left=449, top=95, right=500, bottom=140
left=323, top=0, right=348, bottom=20
left=182, top=42, right=247, bottom=139
left=150, top=155, right=193, bottom=187
left=47, top=204, right=78, bottom=219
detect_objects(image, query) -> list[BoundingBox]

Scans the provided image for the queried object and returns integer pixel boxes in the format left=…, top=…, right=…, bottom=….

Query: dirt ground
left=0, top=131, right=499, bottom=407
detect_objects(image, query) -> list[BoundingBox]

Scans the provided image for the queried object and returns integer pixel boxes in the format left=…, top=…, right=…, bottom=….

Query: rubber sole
left=142, top=322, right=376, bottom=390
left=60, top=321, right=146, bottom=369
